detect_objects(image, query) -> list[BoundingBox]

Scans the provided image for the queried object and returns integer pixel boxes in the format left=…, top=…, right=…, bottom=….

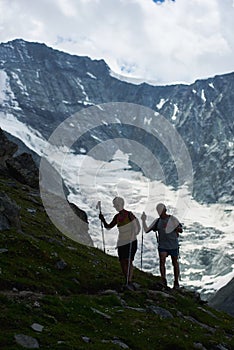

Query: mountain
left=0, top=39, right=233, bottom=299
left=0, top=132, right=233, bottom=349
left=0, top=39, right=233, bottom=204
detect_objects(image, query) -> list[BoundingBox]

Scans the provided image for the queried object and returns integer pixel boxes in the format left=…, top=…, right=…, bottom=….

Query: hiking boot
left=173, top=281, right=180, bottom=290
left=124, top=282, right=136, bottom=291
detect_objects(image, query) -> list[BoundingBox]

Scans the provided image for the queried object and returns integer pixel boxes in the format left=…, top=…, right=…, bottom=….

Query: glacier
left=0, top=109, right=233, bottom=299
left=0, top=39, right=233, bottom=300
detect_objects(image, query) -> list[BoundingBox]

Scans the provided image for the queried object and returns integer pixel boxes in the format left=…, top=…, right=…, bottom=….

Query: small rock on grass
left=31, top=323, right=44, bottom=332
left=14, top=334, right=39, bottom=348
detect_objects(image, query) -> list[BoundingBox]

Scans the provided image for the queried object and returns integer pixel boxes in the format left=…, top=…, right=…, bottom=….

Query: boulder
left=6, top=152, right=39, bottom=188
left=0, top=191, right=21, bottom=230
left=208, top=278, right=234, bottom=317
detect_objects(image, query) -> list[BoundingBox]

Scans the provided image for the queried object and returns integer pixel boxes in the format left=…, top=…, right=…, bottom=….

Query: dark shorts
left=117, top=240, right=137, bottom=261
left=158, top=247, right=179, bottom=257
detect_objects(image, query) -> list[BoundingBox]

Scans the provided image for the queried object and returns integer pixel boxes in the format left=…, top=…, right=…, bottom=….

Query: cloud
left=0, top=0, right=234, bottom=84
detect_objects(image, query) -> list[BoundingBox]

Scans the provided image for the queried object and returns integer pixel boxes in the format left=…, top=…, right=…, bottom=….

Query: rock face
left=0, top=128, right=39, bottom=188
left=0, top=128, right=92, bottom=246
left=208, top=278, right=234, bottom=317
left=0, top=128, right=18, bottom=166
left=39, top=157, right=93, bottom=246
left=0, top=39, right=233, bottom=204
left=0, top=191, right=21, bottom=230
left=6, top=152, right=39, bottom=189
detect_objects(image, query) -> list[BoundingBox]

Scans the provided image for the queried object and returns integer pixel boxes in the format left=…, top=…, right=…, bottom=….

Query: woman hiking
left=99, top=197, right=140, bottom=290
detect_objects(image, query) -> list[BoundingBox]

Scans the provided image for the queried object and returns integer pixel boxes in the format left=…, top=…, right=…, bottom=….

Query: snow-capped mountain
left=0, top=39, right=233, bottom=299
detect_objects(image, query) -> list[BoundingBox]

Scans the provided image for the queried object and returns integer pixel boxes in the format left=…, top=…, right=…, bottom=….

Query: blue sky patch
left=153, top=0, right=175, bottom=3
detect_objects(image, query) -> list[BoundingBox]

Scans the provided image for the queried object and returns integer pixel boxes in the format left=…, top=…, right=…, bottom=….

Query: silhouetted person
left=141, top=203, right=182, bottom=289
left=99, top=197, right=140, bottom=289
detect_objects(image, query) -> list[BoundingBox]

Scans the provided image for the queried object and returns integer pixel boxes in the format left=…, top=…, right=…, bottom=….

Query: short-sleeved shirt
left=104, top=209, right=139, bottom=247
left=150, top=215, right=181, bottom=250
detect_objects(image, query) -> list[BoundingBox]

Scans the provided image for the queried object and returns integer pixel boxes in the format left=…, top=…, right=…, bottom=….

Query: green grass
left=0, top=175, right=234, bottom=349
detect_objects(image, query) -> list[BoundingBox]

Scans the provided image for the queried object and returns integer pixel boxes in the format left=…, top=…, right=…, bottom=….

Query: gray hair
left=113, top=197, right=125, bottom=206
left=156, top=203, right=166, bottom=215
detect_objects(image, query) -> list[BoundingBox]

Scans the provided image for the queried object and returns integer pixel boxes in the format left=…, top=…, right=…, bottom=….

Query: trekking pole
left=126, top=240, right=133, bottom=286
left=177, top=223, right=183, bottom=281
left=155, top=231, right=159, bottom=270
left=140, top=225, right=144, bottom=270
left=178, top=244, right=181, bottom=281
left=96, top=201, right=106, bottom=253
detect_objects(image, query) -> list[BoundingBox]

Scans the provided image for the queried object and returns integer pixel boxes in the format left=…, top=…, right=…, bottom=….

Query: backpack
left=128, top=211, right=141, bottom=236
left=152, top=216, right=183, bottom=240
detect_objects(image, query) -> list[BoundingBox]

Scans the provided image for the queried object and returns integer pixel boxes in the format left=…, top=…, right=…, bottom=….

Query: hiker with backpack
left=141, top=203, right=183, bottom=289
left=99, top=197, right=140, bottom=289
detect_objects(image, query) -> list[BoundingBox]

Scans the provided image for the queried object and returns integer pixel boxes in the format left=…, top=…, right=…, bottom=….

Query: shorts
left=158, top=247, right=179, bottom=257
left=117, top=240, right=137, bottom=261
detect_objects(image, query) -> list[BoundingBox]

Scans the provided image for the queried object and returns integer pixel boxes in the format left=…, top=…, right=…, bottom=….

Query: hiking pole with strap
left=155, top=231, right=159, bottom=270
left=177, top=223, right=183, bottom=282
left=140, top=225, right=144, bottom=270
left=96, top=201, right=106, bottom=253
left=126, top=240, right=133, bottom=286
left=178, top=244, right=181, bottom=281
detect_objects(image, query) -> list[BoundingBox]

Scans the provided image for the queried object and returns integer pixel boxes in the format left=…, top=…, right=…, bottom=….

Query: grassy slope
left=0, top=175, right=233, bottom=350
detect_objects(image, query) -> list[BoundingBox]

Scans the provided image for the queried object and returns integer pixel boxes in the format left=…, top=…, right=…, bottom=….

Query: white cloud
left=0, top=0, right=234, bottom=85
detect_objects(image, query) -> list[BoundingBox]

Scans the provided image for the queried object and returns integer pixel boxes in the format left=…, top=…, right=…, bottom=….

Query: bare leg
left=159, top=252, right=168, bottom=285
left=128, top=259, right=133, bottom=283
left=172, top=256, right=180, bottom=287
left=120, top=259, right=127, bottom=277
left=120, top=259, right=133, bottom=283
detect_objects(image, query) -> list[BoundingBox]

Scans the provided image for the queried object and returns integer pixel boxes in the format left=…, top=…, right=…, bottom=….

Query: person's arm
left=141, top=212, right=158, bottom=233
left=175, top=223, right=183, bottom=235
left=172, top=216, right=183, bottom=236
left=176, top=223, right=183, bottom=233
left=99, top=213, right=117, bottom=229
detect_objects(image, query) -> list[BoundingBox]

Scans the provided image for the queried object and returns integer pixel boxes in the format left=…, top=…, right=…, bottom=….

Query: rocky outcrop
left=6, top=152, right=39, bottom=189
left=0, top=191, right=21, bottom=230
left=208, top=278, right=234, bottom=317
left=68, top=201, right=88, bottom=224
left=66, top=200, right=92, bottom=246
left=0, top=129, right=92, bottom=246
left=0, top=128, right=18, bottom=167
left=3, top=130, right=40, bottom=166
left=39, top=158, right=93, bottom=246
left=0, top=128, right=39, bottom=188
left=38, top=191, right=93, bottom=246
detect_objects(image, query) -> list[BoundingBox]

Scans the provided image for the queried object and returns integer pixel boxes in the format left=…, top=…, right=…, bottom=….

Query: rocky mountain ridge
left=0, top=39, right=233, bottom=204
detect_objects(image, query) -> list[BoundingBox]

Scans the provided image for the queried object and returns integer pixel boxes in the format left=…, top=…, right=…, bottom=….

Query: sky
left=0, top=0, right=234, bottom=85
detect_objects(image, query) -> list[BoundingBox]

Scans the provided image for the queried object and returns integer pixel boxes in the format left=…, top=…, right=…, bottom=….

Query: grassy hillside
left=0, top=174, right=233, bottom=350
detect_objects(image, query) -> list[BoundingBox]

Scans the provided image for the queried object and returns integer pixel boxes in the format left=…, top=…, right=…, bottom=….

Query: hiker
left=141, top=203, right=183, bottom=289
left=99, top=197, right=140, bottom=288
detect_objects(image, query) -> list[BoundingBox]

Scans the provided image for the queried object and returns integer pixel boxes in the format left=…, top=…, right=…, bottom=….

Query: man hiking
left=99, top=197, right=140, bottom=289
left=141, top=203, right=183, bottom=289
